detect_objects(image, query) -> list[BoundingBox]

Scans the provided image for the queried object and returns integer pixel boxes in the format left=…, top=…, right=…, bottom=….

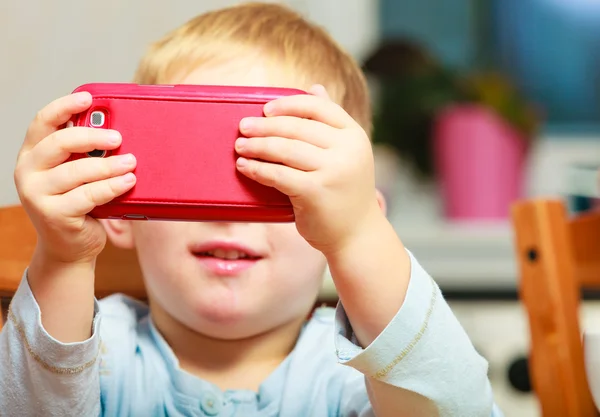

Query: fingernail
left=76, top=92, right=91, bottom=105
left=122, top=173, right=136, bottom=184
left=240, top=118, right=253, bottom=130
left=236, top=157, right=248, bottom=168
left=263, top=101, right=275, bottom=115
left=235, top=138, right=248, bottom=150
left=119, top=153, right=135, bottom=166
left=108, top=131, right=121, bottom=145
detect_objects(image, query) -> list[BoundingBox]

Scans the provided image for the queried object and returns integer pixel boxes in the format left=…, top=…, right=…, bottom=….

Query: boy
left=1, top=3, right=503, bottom=416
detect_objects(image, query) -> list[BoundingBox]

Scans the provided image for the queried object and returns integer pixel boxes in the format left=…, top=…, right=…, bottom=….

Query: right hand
left=14, top=92, right=137, bottom=265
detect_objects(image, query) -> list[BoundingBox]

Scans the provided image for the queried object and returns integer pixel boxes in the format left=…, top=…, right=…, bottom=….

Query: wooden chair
left=0, top=204, right=146, bottom=332
left=512, top=199, right=600, bottom=416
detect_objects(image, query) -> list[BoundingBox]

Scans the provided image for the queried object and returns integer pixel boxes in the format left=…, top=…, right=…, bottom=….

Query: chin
left=196, top=303, right=247, bottom=325
left=188, top=293, right=258, bottom=325
left=190, top=297, right=292, bottom=340
left=194, top=312, right=270, bottom=340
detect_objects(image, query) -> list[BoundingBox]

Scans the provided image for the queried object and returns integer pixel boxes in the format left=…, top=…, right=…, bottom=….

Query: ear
left=375, top=189, right=387, bottom=217
left=100, top=219, right=135, bottom=249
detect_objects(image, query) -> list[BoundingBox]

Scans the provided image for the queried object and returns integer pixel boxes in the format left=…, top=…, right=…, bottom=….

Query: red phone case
left=68, top=83, right=305, bottom=222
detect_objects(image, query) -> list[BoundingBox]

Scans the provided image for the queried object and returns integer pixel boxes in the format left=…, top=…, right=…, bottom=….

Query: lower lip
left=194, top=256, right=260, bottom=276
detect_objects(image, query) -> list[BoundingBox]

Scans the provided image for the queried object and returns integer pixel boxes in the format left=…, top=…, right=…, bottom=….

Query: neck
left=149, top=301, right=306, bottom=392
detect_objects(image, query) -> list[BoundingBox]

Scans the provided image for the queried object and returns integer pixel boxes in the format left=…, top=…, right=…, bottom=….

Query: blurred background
left=1, top=0, right=600, bottom=415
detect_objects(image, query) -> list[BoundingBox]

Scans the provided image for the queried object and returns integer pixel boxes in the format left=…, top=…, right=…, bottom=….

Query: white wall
left=0, top=0, right=378, bottom=205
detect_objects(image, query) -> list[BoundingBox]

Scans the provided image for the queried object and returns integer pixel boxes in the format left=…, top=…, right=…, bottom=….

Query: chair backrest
left=0, top=205, right=146, bottom=331
left=512, top=199, right=600, bottom=416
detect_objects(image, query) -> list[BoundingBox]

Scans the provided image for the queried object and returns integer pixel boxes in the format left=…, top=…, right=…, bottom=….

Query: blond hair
left=133, top=2, right=371, bottom=133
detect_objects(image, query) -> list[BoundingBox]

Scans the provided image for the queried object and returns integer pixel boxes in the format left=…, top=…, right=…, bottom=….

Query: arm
left=1, top=91, right=136, bottom=413
left=329, top=226, right=501, bottom=416
left=325, top=210, right=410, bottom=347
left=27, top=252, right=96, bottom=343
left=13, top=91, right=135, bottom=343
left=235, top=87, right=503, bottom=416
left=326, top=213, right=437, bottom=416
left=0, top=272, right=102, bottom=416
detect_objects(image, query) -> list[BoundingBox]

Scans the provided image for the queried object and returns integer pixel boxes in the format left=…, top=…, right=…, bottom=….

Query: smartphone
left=67, top=83, right=304, bottom=222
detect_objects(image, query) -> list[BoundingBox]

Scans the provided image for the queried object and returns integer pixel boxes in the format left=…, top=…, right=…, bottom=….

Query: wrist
left=323, top=209, right=411, bottom=345
left=29, top=245, right=96, bottom=285
left=26, top=248, right=97, bottom=343
left=33, top=240, right=98, bottom=268
left=322, top=205, right=389, bottom=261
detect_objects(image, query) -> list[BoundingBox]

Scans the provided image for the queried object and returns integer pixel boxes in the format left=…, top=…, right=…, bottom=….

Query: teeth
left=201, top=249, right=249, bottom=260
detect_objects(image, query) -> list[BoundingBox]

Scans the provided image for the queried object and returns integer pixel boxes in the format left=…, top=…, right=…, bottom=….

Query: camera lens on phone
left=86, top=149, right=107, bottom=158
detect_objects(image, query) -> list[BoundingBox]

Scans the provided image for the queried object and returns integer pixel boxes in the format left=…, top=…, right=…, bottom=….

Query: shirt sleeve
left=334, top=251, right=505, bottom=417
left=0, top=271, right=102, bottom=417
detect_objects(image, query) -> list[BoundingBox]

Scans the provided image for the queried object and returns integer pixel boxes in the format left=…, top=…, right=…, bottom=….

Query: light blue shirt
left=0, top=253, right=504, bottom=416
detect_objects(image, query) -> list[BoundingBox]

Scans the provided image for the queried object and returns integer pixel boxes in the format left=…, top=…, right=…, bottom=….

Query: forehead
left=169, top=53, right=346, bottom=111
left=174, top=56, right=310, bottom=91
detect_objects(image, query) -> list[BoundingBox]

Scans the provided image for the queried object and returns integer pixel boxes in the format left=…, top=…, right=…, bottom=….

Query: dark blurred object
left=363, top=39, right=540, bottom=181
left=364, top=39, right=461, bottom=180
left=507, top=356, right=532, bottom=393
left=465, top=73, right=540, bottom=140
left=362, top=39, right=438, bottom=79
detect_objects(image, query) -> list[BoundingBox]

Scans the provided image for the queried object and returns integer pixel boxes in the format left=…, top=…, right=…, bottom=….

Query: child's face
left=104, top=59, right=327, bottom=340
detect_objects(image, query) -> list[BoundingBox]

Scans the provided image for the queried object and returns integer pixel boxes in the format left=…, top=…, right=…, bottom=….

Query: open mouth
left=193, top=249, right=261, bottom=261
left=191, top=245, right=262, bottom=276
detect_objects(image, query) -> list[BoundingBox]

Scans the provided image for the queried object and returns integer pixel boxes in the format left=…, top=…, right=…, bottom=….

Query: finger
left=235, top=137, right=322, bottom=171
left=262, top=93, right=353, bottom=129
left=29, top=127, right=122, bottom=170
left=308, top=84, right=331, bottom=100
left=24, top=92, right=93, bottom=151
left=45, top=153, right=136, bottom=195
left=60, top=173, right=137, bottom=217
left=236, top=157, right=310, bottom=198
left=239, top=116, right=334, bottom=148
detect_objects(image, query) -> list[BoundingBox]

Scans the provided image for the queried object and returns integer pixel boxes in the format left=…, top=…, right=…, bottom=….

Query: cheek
left=132, top=222, right=181, bottom=254
left=267, top=224, right=326, bottom=288
left=131, top=222, right=189, bottom=284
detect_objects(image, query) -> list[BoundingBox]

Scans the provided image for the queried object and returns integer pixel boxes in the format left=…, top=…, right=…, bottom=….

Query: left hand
left=235, top=85, right=380, bottom=255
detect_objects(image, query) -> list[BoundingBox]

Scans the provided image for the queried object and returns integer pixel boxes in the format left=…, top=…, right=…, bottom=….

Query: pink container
left=433, top=105, right=529, bottom=220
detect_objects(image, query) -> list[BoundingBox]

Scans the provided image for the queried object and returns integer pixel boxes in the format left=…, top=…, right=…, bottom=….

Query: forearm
left=325, top=211, right=411, bottom=346
left=366, top=378, right=438, bottom=417
left=335, top=254, right=498, bottom=416
left=28, top=246, right=96, bottom=343
left=327, top=213, right=439, bottom=414
left=0, top=273, right=102, bottom=416
left=328, top=215, right=499, bottom=416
